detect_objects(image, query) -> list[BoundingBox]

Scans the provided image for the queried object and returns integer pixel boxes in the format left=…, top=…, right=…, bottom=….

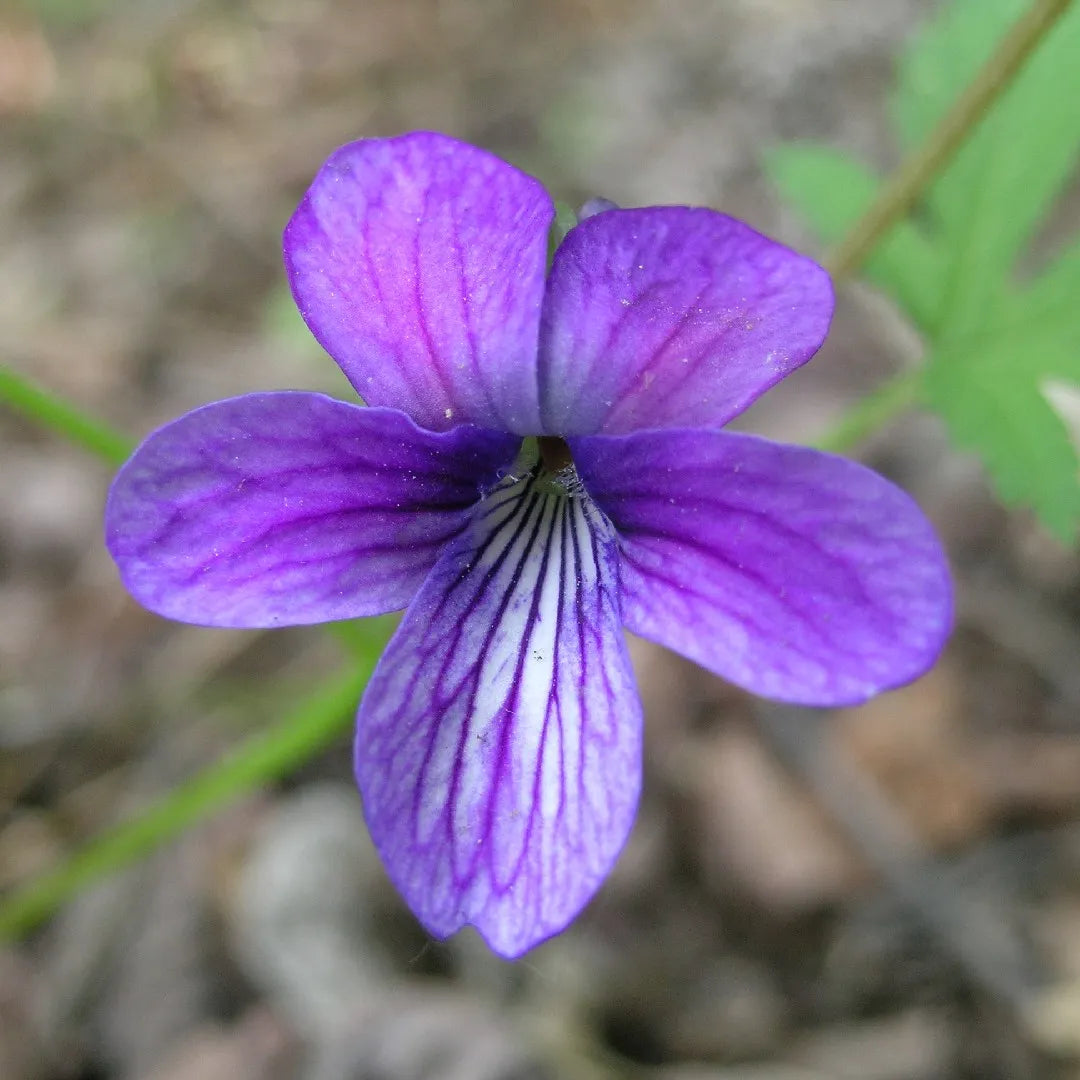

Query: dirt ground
left=4, top=1, right=1080, bottom=1077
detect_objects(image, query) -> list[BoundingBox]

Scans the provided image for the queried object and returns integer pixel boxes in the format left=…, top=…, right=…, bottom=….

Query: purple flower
left=105, top=132, right=951, bottom=958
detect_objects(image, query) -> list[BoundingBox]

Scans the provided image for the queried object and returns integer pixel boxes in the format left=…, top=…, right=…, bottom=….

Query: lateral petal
left=538, top=207, right=833, bottom=435
left=354, top=468, right=642, bottom=958
left=574, top=428, right=952, bottom=706
left=285, top=132, right=553, bottom=434
left=105, top=393, right=517, bottom=627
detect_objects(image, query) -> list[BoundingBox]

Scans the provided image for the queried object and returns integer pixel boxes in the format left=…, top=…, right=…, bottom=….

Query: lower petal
left=573, top=428, right=953, bottom=706
left=354, top=467, right=642, bottom=958
left=105, top=393, right=517, bottom=627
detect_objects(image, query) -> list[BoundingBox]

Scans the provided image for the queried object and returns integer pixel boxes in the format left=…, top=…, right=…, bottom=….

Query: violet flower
left=105, top=132, right=951, bottom=958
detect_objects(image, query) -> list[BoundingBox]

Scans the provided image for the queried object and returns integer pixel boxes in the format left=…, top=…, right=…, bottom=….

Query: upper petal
left=284, top=132, right=554, bottom=434
left=105, top=392, right=517, bottom=627
left=573, top=428, right=952, bottom=706
left=354, top=467, right=642, bottom=958
left=538, top=207, right=833, bottom=435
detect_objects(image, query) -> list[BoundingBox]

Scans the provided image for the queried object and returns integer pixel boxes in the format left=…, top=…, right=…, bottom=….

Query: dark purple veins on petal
left=354, top=464, right=642, bottom=958
left=573, top=426, right=953, bottom=706
left=105, top=393, right=518, bottom=628
left=283, top=132, right=554, bottom=434
left=537, top=206, right=834, bottom=435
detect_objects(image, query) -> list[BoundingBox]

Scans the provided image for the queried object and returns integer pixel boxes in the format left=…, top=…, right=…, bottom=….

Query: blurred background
left=4, top=0, right=1080, bottom=1077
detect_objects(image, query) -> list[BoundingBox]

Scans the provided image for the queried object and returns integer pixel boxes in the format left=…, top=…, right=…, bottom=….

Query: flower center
left=537, top=436, right=573, bottom=472
left=505, top=436, right=579, bottom=497
left=535, top=436, right=579, bottom=496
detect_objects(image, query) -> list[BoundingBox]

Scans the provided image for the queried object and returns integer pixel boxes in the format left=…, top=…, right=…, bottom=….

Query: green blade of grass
left=0, top=660, right=374, bottom=941
left=0, top=365, right=134, bottom=467
left=810, top=370, right=925, bottom=455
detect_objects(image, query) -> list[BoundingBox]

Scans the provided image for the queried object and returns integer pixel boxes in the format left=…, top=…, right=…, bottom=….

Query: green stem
left=811, top=370, right=924, bottom=455
left=0, top=661, right=372, bottom=941
left=825, top=0, right=1074, bottom=282
left=0, top=365, right=134, bottom=466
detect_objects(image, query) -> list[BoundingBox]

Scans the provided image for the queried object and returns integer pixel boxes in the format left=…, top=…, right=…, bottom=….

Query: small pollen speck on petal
left=444, top=407, right=454, bottom=419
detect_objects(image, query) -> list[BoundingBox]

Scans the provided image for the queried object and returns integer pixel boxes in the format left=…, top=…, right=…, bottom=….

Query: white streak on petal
left=354, top=469, right=642, bottom=958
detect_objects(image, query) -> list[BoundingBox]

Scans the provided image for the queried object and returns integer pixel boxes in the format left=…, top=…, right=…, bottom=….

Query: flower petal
left=574, top=428, right=952, bottom=706
left=105, top=393, right=517, bottom=627
left=284, top=132, right=553, bottom=434
left=538, top=207, right=833, bottom=435
left=354, top=468, right=642, bottom=958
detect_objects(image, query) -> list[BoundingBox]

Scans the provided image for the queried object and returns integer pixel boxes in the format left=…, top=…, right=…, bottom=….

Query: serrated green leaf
left=765, top=145, right=944, bottom=328
left=924, top=327, right=1080, bottom=542
left=924, top=234, right=1080, bottom=541
left=894, top=0, right=1080, bottom=336
left=1008, top=242, right=1080, bottom=328
left=769, top=0, right=1080, bottom=541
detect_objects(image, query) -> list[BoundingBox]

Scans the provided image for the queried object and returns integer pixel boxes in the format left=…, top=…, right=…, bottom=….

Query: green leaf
left=897, top=0, right=1080, bottom=336
left=911, top=1, right=1080, bottom=537
left=924, top=236, right=1080, bottom=545
left=767, top=0, right=1080, bottom=541
left=1009, top=243, right=1080, bottom=328
left=925, top=323, right=1080, bottom=543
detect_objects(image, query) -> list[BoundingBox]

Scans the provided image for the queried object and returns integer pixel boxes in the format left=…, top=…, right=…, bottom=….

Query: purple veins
left=357, top=463, right=640, bottom=956
left=105, top=131, right=953, bottom=958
